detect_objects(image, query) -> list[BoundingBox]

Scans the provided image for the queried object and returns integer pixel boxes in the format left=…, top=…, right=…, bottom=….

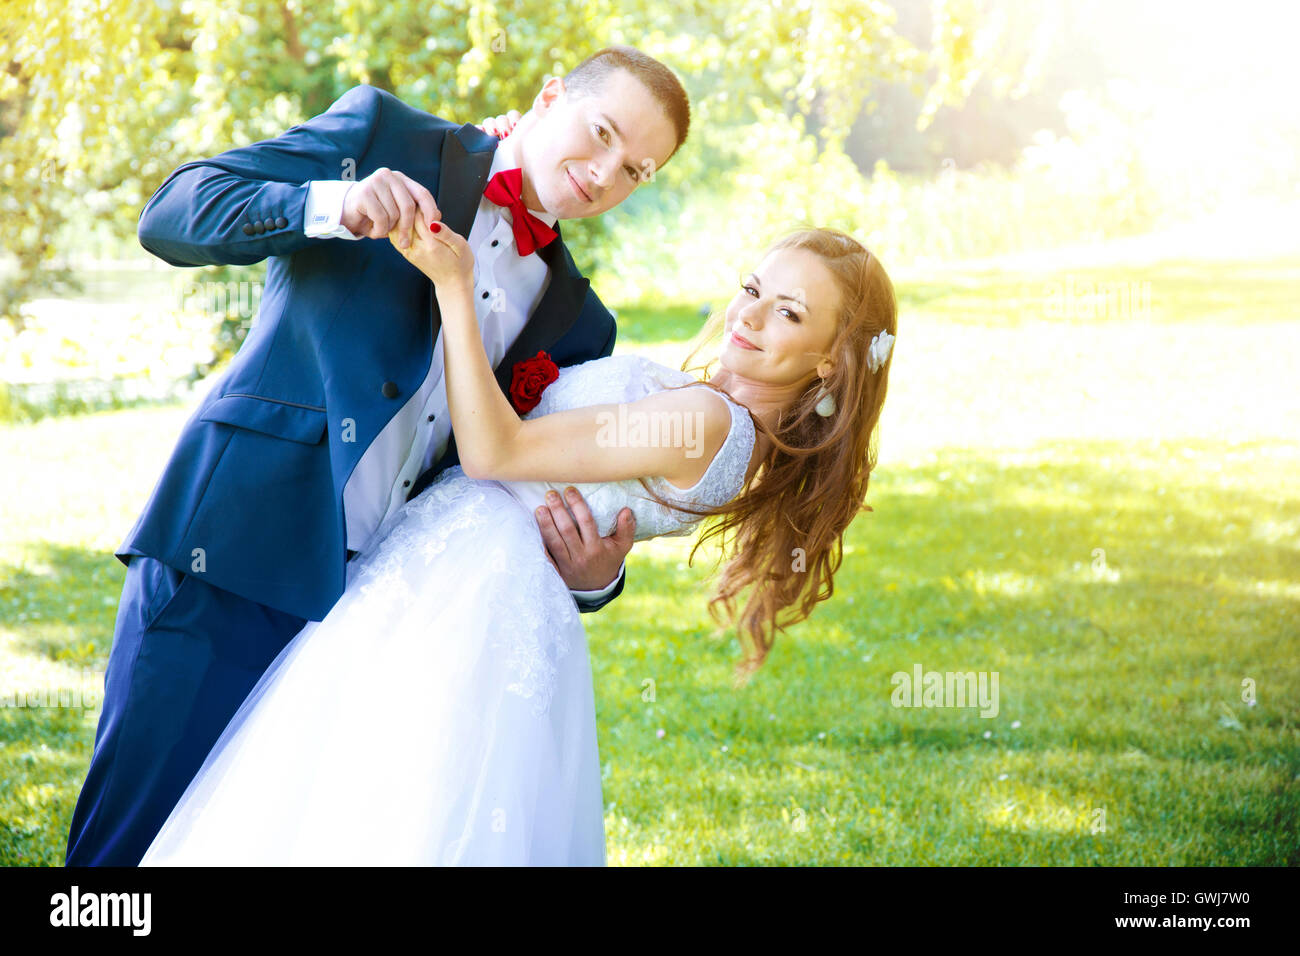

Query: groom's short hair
left=562, top=45, right=691, bottom=164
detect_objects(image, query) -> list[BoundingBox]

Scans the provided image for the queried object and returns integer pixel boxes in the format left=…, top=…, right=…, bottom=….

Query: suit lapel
left=435, top=125, right=494, bottom=238
left=428, top=125, right=492, bottom=354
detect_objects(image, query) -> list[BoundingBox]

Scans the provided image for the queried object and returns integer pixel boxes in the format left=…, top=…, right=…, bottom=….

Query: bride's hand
left=476, top=109, right=521, bottom=138
left=391, top=217, right=473, bottom=289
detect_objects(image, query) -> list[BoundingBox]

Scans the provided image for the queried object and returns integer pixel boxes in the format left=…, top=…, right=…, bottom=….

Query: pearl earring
left=814, top=383, right=836, bottom=417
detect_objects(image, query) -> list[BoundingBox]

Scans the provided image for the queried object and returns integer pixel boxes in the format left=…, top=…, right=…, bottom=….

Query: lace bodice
left=499, top=354, right=756, bottom=539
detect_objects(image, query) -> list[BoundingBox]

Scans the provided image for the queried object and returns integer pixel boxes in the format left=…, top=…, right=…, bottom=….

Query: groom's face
left=517, top=70, right=679, bottom=220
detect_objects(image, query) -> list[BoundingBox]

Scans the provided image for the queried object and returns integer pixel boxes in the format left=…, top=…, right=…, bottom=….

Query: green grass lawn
left=3, top=252, right=1297, bottom=866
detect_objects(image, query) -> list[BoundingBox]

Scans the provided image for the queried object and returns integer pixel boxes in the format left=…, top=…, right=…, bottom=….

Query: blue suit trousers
left=65, top=555, right=307, bottom=866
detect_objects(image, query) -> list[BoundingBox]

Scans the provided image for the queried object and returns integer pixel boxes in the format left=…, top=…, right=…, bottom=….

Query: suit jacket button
left=253, top=221, right=265, bottom=234
left=242, top=223, right=255, bottom=235
left=382, top=381, right=399, bottom=399
left=263, top=218, right=276, bottom=231
left=275, top=216, right=288, bottom=229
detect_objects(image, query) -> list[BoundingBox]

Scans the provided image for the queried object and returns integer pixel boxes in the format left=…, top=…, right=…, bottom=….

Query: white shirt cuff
left=569, top=559, right=625, bottom=602
left=305, top=180, right=361, bottom=239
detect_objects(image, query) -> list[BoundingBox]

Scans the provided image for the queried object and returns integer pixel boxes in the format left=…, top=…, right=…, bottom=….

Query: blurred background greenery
left=1, top=0, right=1297, bottom=865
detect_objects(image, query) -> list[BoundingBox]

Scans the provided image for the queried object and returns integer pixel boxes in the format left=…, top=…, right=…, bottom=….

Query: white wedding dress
left=139, top=354, right=755, bottom=866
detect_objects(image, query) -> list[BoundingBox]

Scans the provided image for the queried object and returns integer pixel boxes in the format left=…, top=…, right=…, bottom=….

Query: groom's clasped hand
left=340, top=166, right=441, bottom=248
left=385, top=110, right=516, bottom=264
left=348, top=112, right=518, bottom=249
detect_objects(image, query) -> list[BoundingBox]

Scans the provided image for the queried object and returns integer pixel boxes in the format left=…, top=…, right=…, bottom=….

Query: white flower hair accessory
left=867, top=330, right=894, bottom=373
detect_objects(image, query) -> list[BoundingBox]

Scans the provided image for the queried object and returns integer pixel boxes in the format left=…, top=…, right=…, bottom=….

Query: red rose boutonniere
left=509, top=350, right=559, bottom=414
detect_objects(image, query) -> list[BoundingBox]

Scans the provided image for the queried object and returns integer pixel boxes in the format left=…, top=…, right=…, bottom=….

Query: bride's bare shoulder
left=629, top=384, right=737, bottom=491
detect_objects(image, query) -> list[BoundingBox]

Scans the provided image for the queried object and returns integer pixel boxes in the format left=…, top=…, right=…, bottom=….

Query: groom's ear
left=532, top=76, right=567, bottom=115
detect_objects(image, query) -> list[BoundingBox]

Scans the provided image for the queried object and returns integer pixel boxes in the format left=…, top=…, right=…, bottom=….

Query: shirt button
left=382, top=381, right=399, bottom=399
left=427, top=414, right=435, bottom=422
left=481, top=291, right=489, bottom=299
left=402, top=480, right=411, bottom=488
left=491, top=239, right=499, bottom=247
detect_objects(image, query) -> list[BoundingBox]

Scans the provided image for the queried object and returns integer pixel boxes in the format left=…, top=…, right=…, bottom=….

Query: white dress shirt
left=303, top=136, right=623, bottom=602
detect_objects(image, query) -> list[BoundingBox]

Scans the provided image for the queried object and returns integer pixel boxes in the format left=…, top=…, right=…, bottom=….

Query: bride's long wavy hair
left=634, top=227, right=898, bottom=686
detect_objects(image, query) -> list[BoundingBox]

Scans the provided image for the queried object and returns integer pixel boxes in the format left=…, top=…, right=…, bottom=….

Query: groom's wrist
left=305, top=180, right=360, bottom=240
left=570, top=559, right=625, bottom=601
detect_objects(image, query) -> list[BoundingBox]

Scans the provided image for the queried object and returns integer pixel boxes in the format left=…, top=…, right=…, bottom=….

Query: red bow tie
left=482, top=168, right=558, bottom=256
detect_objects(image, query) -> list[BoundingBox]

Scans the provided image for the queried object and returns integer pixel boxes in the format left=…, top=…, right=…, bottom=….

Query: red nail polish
left=430, top=222, right=441, bottom=232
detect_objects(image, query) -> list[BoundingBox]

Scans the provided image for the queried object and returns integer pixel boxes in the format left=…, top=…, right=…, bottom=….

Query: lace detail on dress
left=478, top=519, right=578, bottom=718
left=347, top=468, right=576, bottom=717
left=341, top=474, right=489, bottom=627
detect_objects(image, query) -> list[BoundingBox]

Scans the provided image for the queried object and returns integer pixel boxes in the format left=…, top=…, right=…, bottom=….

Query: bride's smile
left=710, top=245, right=844, bottom=432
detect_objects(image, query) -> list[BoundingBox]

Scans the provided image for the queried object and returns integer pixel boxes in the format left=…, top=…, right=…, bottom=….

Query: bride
left=140, top=219, right=897, bottom=866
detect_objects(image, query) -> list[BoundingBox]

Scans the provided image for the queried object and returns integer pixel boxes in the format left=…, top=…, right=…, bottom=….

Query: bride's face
left=719, top=247, right=842, bottom=387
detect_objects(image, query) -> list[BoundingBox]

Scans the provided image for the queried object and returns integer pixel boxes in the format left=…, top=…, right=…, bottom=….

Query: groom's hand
left=342, top=167, right=439, bottom=248
left=537, top=487, right=635, bottom=591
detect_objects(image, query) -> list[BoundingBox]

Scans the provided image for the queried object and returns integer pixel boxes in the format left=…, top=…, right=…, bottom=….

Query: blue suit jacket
left=120, top=84, right=626, bottom=621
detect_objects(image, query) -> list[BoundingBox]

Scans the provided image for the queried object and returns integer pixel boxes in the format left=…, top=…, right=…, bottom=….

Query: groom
left=65, top=45, right=690, bottom=866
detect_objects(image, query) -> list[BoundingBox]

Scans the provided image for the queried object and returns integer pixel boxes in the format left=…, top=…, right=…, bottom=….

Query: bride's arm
left=392, top=218, right=731, bottom=488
